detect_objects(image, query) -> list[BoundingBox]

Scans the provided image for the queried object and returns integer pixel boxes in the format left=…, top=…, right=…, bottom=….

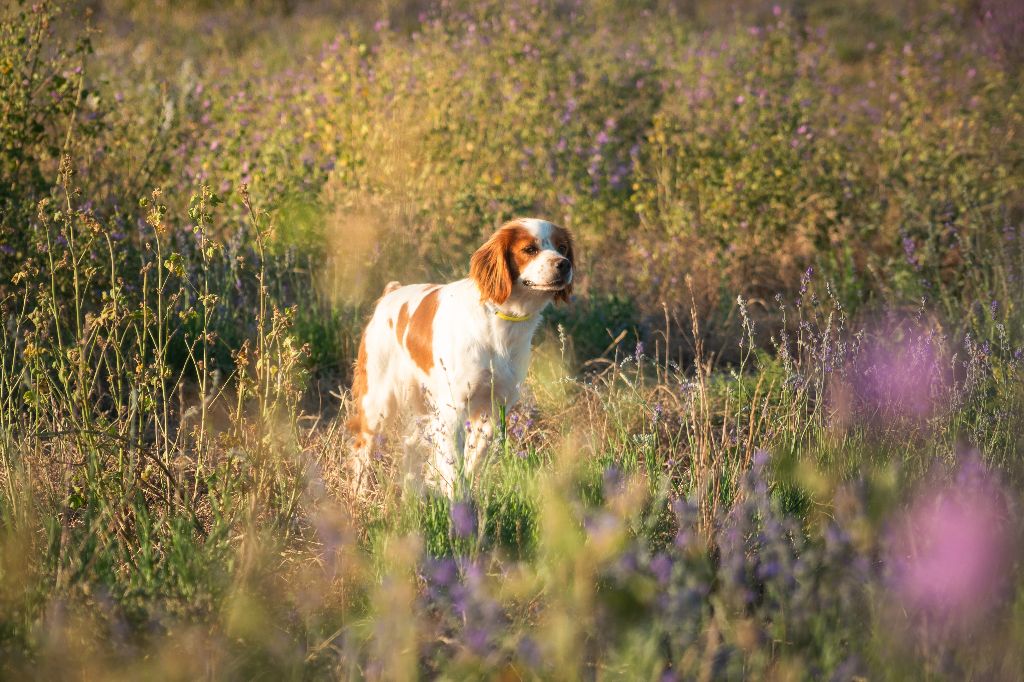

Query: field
left=1, top=0, right=1023, bottom=678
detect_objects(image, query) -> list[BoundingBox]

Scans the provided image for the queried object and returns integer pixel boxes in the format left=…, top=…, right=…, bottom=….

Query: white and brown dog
left=347, top=218, right=575, bottom=495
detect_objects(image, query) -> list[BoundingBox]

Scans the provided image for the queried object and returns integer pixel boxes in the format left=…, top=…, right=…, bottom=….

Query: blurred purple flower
left=432, top=557, right=458, bottom=587
left=650, top=553, right=673, bottom=584
left=465, top=628, right=489, bottom=653
left=902, top=235, right=919, bottom=269
left=886, top=462, right=1014, bottom=623
left=603, top=465, right=623, bottom=496
left=856, top=329, right=947, bottom=422
left=517, top=636, right=541, bottom=667
left=451, top=500, right=477, bottom=538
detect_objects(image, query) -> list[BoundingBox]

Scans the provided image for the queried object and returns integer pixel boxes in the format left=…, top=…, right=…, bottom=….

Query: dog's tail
left=347, top=332, right=369, bottom=447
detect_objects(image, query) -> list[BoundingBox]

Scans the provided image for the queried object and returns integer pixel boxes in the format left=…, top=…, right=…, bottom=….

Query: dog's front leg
left=423, top=403, right=465, bottom=497
left=463, top=408, right=496, bottom=482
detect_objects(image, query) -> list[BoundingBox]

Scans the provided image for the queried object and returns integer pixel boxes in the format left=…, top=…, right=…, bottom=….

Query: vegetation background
left=1, top=0, right=1022, bottom=678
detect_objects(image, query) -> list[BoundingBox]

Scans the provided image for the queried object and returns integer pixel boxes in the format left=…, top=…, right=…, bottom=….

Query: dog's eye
left=523, top=245, right=539, bottom=255
left=556, top=243, right=568, bottom=255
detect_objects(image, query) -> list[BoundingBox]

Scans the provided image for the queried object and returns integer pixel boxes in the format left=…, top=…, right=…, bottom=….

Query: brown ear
left=554, top=227, right=576, bottom=304
left=470, top=228, right=513, bottom=304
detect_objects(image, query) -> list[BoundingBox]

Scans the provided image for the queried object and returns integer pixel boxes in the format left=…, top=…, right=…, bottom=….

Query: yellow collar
left=494, top=309, right=532, bottom=322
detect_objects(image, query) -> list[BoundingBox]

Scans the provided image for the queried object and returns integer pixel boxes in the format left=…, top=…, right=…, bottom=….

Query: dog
left=347, top=217, right=575, bottom=495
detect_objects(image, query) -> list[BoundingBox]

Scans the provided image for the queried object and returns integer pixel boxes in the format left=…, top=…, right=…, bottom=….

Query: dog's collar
left=494, top=309, right=532, bottom=323
left=487, top=302, right=532, bottom=322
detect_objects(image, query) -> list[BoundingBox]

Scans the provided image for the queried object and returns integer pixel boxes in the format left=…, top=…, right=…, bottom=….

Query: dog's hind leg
left=347, top=332, right=398, bottom=496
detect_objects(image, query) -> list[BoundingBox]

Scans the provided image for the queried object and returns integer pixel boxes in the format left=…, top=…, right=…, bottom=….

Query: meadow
left=1, top=0, right=1023, bottom=678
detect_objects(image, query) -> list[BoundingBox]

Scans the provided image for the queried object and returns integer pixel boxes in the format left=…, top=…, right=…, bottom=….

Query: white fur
left=349, top=218, right=572, bottom=495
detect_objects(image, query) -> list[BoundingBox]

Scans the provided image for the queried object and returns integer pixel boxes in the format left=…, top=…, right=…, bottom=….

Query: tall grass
left=2, top=0, right=1023, bottom=678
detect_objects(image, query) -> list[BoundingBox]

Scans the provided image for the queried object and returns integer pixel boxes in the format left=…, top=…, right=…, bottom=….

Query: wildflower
left=451, top=500, right=477, bottom=538
left=603, top=465, right=623, bottom=495
left=902, top=236, right=919, bottom=269
left=517, top=636, right=541, bottom=668
left=465, top=628, right=489, bottom=653
left=650, top=553, right=673, bottom=584
left=886, top=461, right=1014, bottom=625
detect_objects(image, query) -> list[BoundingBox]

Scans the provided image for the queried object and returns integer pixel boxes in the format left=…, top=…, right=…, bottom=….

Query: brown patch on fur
left=395, top=302, right=410, bottom=343
left=346, top=332, right=370, bottom=446
left=509, top=229, right=540, bottom=273
left=406, top=289, right=440, bottom=373
left=550, top=224, right=576, bottom=303
left=471, top=222, right=535, bottom=303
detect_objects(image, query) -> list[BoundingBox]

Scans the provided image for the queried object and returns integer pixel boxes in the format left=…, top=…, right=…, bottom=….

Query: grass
left=2, top=0, right=1024, bottom=678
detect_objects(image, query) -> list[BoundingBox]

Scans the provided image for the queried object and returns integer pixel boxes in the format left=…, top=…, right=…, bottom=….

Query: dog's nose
left=556, top=258, right=571, bottom=276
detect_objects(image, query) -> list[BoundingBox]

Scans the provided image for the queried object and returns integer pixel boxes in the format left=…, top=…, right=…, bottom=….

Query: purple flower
left=886, top=463, right=1014, bottom=624
left=431, top=558, right=458, bottom=587
left=603, top=466, right=623, bottom=495
left=451, top=500, right=477, bottom=538
left=902, top=236, right=919, bottom=269
left=853, top=327, right=948, bottom=422
left=465, top=628, right=489, bottom=653
left=517, top=636, right=541, bottom=667
left=798, top=266, right=813, bottom=299
left=650, top=553, right=673, bottom=584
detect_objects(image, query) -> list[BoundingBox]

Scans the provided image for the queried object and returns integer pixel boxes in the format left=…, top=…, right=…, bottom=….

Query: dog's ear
left=554, top=226, right=576, bottom=304
left=470, top=227, right=514, bottom=304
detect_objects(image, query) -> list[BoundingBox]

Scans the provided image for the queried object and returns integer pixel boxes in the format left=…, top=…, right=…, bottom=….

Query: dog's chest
left=479, top=349, right=520, bottom=397
left=447, top=332, right=532, bottom=405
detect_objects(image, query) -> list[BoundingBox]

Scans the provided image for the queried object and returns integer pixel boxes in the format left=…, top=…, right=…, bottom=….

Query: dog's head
left=470, top=218, right=575, bottom=305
